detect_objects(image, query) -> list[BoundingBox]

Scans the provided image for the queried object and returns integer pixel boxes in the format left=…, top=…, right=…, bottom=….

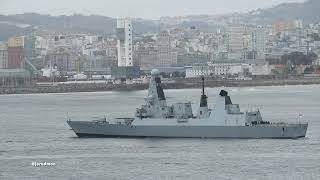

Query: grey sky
left=0, top=0, right=306, bottom=19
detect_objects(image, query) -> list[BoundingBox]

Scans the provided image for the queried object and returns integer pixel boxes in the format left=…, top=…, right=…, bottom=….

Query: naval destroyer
left=67, top=69, right=308, bottom=139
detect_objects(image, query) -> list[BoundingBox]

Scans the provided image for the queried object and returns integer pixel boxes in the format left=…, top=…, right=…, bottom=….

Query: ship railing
left=253, top=122, right=308, bottom=127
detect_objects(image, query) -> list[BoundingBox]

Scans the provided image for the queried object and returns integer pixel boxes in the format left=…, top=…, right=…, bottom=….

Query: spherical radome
left=151, top=69, right=160, bottom=76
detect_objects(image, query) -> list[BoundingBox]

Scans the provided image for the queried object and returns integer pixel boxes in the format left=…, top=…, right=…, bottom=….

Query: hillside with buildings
left=0, top=0, right=320, bottom=92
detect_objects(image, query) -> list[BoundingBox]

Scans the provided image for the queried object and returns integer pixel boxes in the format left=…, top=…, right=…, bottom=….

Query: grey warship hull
left=67, top=121, right=308, bottom=139
left=66, top=70, right=309, bottom=139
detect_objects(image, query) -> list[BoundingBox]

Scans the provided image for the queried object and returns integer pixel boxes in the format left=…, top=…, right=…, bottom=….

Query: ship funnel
left=219, top=90, right=228, bottom=97
left=219, top=90, right=232, bottom=105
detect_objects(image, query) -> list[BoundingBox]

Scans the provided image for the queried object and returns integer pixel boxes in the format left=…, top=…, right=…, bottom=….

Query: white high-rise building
left=294, top=19, right=303, bottom=29
left=251, top=26, right=266, bottom=60
left=156, top=31, right=177, bottom=67
left=0, top=42, right=8, bottom=69
left=116, top=19, right=133, bottom=67
left=228, top=26, right=245, bottom=59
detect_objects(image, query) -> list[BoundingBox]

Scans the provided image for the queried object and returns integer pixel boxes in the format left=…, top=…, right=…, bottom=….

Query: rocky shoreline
left=1, top=78, right=320, bottom=95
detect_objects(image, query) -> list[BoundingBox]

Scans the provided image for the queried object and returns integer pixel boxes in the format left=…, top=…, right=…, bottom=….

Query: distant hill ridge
left=250, top=0, right=320, bottom=23
left=0, top=13, right=158, bottom=40
left=0, top=0, right=319, bottom=40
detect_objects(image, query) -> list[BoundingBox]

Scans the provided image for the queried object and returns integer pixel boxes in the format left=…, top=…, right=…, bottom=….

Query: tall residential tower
left=156, top=31, right=177, bottom=67
left=251, top=26, right=266, bottom=60
left=228, top=26, right=245, bottom=59
left=116, top=19, right=133, bottom=67
left=0, top=42, right=8, bottom=69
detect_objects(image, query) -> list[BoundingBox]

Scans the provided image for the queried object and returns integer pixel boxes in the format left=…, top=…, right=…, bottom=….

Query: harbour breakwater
left=1, top=78, right=320, bottom=95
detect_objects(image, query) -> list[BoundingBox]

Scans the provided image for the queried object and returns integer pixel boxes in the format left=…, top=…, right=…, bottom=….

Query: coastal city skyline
left=0, top=0, right=306, bottom=19
left=0, top=0, right=320, bottom=89
left=1, top=0, right=320, bottom=179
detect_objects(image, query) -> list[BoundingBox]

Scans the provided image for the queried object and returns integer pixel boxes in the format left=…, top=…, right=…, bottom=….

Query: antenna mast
left=202, top=75, right=205, bottom=96
left=200, top=66, right=208, bottom=107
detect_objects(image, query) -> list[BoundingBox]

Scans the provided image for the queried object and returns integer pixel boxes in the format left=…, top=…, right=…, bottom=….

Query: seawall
left=1, top=78, right=320, bottom=95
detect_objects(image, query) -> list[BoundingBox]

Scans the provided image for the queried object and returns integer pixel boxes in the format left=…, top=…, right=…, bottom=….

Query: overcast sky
left=0, top=0, right=306, bottom=19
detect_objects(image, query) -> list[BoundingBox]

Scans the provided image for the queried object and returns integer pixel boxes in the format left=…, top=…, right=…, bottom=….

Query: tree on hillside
left=171, top=71, right=186, bottom=78
left=309, top=33, right=320, bottom=41
left=304, top=66, right=314, bottom=74
left=280, top=51, right=316, bottom=66
left=307, top=51, right=318, bottom=63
